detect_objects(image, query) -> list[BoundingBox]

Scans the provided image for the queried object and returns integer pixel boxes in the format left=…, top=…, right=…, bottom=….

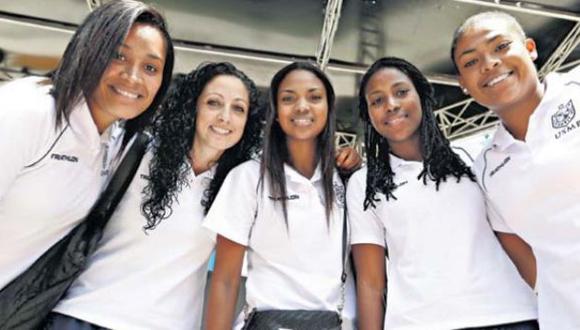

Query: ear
left=525, top=38, right=538, bottom=61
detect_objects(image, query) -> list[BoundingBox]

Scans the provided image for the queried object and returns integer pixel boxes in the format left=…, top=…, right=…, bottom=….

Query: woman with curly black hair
left=49, top=62, right=262, bottom=330
left=204, top=61, right=357, bottom=330
left=348, top=57, right=538, bottom=330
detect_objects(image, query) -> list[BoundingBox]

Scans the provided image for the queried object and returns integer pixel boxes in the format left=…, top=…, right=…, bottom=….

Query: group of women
left=1, top=0, right=578, bottom=329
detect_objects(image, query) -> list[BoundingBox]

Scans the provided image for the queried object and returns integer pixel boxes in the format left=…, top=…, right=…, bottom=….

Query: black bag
left=0, top=132, right=150, bottom=330
left=242, top=309, right=342, bottom=330
left=242, top=200, right=349, bottom=330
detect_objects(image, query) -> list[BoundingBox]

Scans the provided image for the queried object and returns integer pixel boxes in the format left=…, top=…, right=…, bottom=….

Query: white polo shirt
left=54, top=151, right=216, bottom=330
left=203, top=160, right=356, bottom=330
left=473, top=67, right=580, bottom=330
left=0, top=77, right=124, bottom=289
left=348, top=159, right=537, bottom=330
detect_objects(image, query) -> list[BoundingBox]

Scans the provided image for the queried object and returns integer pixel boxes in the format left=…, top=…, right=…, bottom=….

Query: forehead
left=124, top=23, right=166, bottom=56
left=202, top=75, right=249, bottom=99
left=279, top=69, right=325, bottom=90
left=366, top=67, right=413, bottom=93
left=457, top=18, right=522, bottom=49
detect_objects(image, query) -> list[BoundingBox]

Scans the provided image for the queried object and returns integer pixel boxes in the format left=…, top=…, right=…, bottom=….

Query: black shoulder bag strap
left=0, top=131, right=150, bottom=330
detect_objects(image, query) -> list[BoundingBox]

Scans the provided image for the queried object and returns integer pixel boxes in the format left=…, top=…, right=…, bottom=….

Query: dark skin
left=205, top=69, right=361, bottom=329
left=352, top=244, right=386, bottom=330
left=496, top=232, right=536, bottom=288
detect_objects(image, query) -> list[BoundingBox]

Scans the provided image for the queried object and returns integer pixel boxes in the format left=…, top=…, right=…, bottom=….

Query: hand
left=336, top=147, right=362, bottom=173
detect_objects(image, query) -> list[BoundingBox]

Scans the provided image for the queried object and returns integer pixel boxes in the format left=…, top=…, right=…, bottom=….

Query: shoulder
left=0, top=77, right=55, bottom=124
left=224, top=159, right=261, bottom=187
left=451, top=145, right=475, bottom=166
left=346, top=166, right=367, bottom=192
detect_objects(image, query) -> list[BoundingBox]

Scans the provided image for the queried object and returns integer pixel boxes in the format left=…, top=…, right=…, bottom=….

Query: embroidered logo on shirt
left=552, top=100, right=575, bottom=129
left=333, top=182, right=345, bottom=208
left=50, top=153, right=78, bottom=163
left=489, top=156, right=511, bottom=177
left=268, top=194, right=299, bottom=201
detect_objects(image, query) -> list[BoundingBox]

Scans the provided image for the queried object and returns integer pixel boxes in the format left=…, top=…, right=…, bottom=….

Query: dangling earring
left=462, top=87, right=469, bottom=95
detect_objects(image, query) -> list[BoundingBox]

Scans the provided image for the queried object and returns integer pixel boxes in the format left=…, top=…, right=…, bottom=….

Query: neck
left=390, top=136, right=422, bottom=162
left=495, top=80, right=545, bottom=141
left=190, top=140, right=223, bottom=175
left=286, top=139, right=318, bottom=179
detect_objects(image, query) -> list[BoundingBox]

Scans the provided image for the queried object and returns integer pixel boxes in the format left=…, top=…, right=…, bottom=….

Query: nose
left=295, top=97, right=309, bottom=113
left=385, top=97, right=400, bottom=113
left=481, top=53, right=500, bottom=73
left=217, top=107, right=231, bottom=122
left=121, top=63, right=142, bottom=84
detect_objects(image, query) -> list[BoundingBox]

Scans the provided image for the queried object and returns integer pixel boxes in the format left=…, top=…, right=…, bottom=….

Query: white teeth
left=292, top=118, right=313, bottom=126
left=211, top=126, right=231, bottom=135
left=486, top=72, right=510, bottom=87
left=113, top=86, right=139, bottom=99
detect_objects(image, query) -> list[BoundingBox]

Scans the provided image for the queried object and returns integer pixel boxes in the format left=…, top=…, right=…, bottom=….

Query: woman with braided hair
left=348, top=57, right=537, bottom=330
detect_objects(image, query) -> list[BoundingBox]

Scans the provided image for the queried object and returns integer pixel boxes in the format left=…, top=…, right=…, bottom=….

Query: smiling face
left=276, top=69, right=328, bottom=146
left=365, top=67, right=423, bottom=158
left=88, top=23, right=166, bottom=133
left=193, top=75, right=250, bottom=156
left=454, top=18, right=540, bottom=115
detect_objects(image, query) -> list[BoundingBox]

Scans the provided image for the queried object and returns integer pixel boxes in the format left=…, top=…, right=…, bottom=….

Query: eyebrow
left=206, top=93, right=249, bottom=104
left=458, top=34, right=501, bottom=58
left=366, top=81, right=407, bottom=96
left=120, top=43, right=164, bottom=61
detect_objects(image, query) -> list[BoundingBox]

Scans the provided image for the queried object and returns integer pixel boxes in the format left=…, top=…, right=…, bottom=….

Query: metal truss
left=316, top=0, right=344, bottom=71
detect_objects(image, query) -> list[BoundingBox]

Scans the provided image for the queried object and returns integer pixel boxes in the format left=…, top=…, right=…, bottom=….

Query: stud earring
left=462, top=87, right=469, bottom=95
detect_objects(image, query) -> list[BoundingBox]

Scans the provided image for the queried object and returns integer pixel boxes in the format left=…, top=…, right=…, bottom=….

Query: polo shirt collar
left=68, top=97, right=126, bottom=148
left=284, top=162, right=323, bottom=184
left=388, top=153, right=422, bottom=170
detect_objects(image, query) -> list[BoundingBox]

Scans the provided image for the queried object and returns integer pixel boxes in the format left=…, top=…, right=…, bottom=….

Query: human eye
left=113, top=51, right=126, bottom=61
left=463, top=58, right=477, bottom=68
left=495, top=41, right=512, bottom=52
left=369, top=96, right=383, bottom=107
left=395, top=89, right=409, bottom=97
left=207, top=98, right=222, bottom=108
left=144, top=63, right=159, bottom=74
left=280, top=94, right=294, bottom=103
left=309, top=93, right=323, bottom=102
left=233, top=104, right=246, bottom=113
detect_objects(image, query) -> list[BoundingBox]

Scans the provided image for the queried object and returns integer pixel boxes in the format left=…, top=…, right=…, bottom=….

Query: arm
left=352, top=243, right=385, bottom=330
left=205, top=235, right=246, bottom=330
left=496, top=232, right=536, bottom=288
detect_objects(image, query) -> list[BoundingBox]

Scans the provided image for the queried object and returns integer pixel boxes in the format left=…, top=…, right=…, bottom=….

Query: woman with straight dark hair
left=46, top=62, right=262, bottom=329
left=0, top=0, right=174, bottom=293
left=348, top=57, right=537, bottom=329
left=203, top=61, right=357, bottom=330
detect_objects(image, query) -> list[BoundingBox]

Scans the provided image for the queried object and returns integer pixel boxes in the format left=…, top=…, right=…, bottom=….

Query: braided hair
left=358, top=57, right=475, bottom=210
left=141, top=62, right=263, bottom=230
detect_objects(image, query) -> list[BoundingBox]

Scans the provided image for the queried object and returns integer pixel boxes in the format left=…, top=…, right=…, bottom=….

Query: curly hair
left=358, top=57, right=475, bottom=210
left=260, top=61, right=336, bottom=225
left=141, top=62, right=263, bottom=230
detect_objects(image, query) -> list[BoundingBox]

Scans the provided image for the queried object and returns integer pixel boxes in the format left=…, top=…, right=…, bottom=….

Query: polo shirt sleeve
left=203, top=160, right=260, bottom=247
left=347, top=168, right=386, bottom=247
left=485, top=196, right=515, bottom=234
left=0, top=79, right=53, bottom=201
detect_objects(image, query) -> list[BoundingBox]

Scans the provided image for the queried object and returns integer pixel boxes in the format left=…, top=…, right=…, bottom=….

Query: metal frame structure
left=1, top=0, right=579, bottom=144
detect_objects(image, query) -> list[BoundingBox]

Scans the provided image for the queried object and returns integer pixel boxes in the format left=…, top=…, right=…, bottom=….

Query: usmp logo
left=552, top=100, right=576, bottom=129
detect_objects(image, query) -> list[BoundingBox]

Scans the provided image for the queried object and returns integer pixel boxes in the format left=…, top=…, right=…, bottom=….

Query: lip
left=384, top=114, right=408, bottom=126
left=210, top=125, right=232, bottom=135
left=110, top=85, right=142, bottom=100
left=482, top=71, right=513, bottom=88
